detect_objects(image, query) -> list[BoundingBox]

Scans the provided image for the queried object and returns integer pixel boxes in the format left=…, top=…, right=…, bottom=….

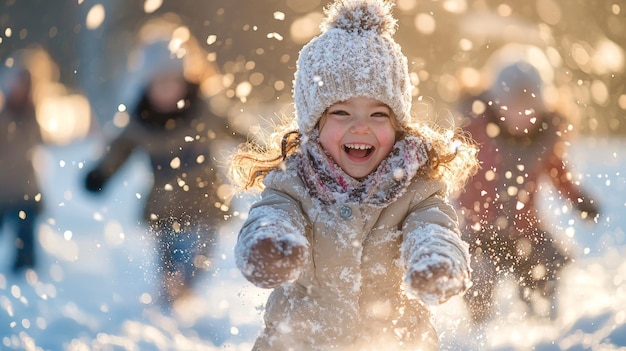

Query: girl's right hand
left=245, top=236, right=308, bottom=289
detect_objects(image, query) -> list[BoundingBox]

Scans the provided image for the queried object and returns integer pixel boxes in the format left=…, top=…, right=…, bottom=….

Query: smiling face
left=318, top=97, right=398, bottom=179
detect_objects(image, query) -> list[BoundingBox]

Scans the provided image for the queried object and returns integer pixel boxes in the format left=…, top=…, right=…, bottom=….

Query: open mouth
left=343, top=143, right=374, bottom=158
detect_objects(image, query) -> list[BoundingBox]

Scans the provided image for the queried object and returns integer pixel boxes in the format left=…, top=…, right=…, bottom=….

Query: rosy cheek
left=380, top=130, right=396, bottom=150
left=318, top=133, right=336, bottom=157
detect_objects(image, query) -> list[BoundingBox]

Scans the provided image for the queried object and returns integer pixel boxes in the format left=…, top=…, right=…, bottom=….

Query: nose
left=349, top=116, right=371, bottom=134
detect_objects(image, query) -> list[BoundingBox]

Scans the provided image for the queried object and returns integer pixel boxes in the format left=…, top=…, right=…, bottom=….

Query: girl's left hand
left=406, top=256, right=467, bottom=305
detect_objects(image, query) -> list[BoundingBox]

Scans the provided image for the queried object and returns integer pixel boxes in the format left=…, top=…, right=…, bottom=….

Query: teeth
left=344, top=143, right=372, bottom=150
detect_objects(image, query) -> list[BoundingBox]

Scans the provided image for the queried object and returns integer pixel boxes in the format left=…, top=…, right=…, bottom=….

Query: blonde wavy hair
left=230, top=110, right=479, bottom=194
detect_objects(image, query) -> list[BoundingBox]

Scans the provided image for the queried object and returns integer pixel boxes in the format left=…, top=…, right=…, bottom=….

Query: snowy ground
left=0, top=136, right=624, bottom=351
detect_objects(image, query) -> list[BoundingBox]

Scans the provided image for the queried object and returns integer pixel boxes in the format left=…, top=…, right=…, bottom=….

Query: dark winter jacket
left=86, top=83, right=223, bottom=225
left=0, top=76, right=43, bottom=209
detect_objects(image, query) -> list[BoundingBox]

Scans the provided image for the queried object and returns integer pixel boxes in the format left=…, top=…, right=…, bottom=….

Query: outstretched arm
left=401, top=192, right=471, bottom=305
left=235, top=189, right=310, bottom=289
left=544, top=150, right=600, bottom=219
left=85, top=133, right=135, bottom=192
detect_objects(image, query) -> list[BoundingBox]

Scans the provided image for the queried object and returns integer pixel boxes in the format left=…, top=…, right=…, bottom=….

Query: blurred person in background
left=454, top=44, right=601, bottom=324
left=0, top=50, right=45, bottom=273
left=83, top=19, right=230, bottom=306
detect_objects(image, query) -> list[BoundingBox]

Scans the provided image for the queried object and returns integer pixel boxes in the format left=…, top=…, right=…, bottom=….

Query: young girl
left=230, top=0, right=479, bottom=350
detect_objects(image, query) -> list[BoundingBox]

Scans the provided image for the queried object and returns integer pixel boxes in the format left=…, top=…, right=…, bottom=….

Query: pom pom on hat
left=321, top=0, right=397, bottom=35
left=293, top=0, right=413, bottom=136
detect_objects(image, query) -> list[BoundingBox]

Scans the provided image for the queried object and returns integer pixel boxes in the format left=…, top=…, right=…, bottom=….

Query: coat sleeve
left=400, top=186, right=471, bottom=304
left=543, top=149, right=599, bottom=218
left=85, top=130, right=136, bottom=192
left=235, top=187, right=310, bottom=288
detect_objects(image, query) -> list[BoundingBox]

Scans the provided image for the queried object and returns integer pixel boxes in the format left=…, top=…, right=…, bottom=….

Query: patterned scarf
left=297, top=131, right=429, bottom=207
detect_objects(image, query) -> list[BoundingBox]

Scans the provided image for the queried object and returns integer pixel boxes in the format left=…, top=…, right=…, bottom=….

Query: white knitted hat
left=293, top=0, right=413, bottom=136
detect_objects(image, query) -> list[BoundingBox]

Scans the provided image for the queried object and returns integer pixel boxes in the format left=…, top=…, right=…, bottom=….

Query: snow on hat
left=293, top=0, right=413, bottom=136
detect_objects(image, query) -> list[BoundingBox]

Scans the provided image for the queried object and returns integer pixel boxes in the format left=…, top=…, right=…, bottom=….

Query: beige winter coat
left=236, top=148, right=470, bottom=351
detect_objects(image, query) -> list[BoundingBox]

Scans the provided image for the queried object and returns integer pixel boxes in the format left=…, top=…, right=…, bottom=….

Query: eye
left=371, top=111, right=391, bottom=118
left=328, top=109, right=351, bottom=120
left=329, top=109, right=349, bottom=116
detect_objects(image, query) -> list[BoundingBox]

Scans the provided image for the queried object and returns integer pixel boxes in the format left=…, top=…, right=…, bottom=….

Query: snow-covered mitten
left=240, top=235, right=308, bottom=289
left=405, top=254, right=468, bottom=305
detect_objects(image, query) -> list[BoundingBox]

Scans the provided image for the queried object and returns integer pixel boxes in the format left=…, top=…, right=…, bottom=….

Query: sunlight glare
left=37, top=94, right=92, bottom=144
left=86, top=4, right=105, bottom=30
left=414, top=13, right=436, bottom=35
left=144, top=0, right=163, bottom=14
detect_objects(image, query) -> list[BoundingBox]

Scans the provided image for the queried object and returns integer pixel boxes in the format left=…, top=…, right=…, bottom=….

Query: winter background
left=1, top=1, right=625, bottom=350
